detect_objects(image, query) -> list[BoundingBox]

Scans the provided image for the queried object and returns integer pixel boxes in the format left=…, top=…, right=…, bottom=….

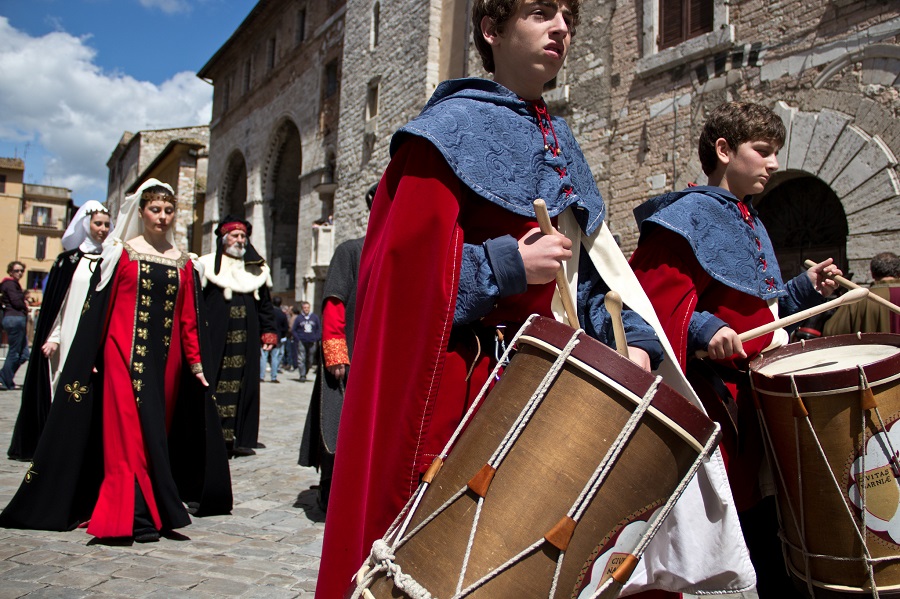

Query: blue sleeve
left=453, top=236, right=527, bottom=325
left=576, top=246, right=664, bottom=369
left=780, top=272, right=824, bottom=316
left=688, top=311, right=728, bottom=353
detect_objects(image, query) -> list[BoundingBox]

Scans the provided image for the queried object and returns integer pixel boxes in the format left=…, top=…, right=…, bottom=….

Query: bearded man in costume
left=198, top=216, right=276, bottom=457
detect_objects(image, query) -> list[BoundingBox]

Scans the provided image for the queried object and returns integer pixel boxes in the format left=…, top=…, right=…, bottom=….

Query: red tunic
left=86, top=248, right=201, bottom=538
left=630, top=227, right=775, bottom=510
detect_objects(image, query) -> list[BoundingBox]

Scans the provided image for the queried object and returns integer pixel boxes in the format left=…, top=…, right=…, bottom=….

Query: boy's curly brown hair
left=698, top=102, right=786, bottom=176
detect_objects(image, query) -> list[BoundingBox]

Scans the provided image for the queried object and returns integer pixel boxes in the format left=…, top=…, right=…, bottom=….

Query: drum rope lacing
left=753, top=369, right=899, bottom=599
left=455, top=328, right=583, bottom=595
left=451, top=330, right=660, bottom=597
left=587, top=423, right=721, bottom=599
left=354, top=319, right=717, bottom=598
left=351, top=315, right=541, bottom=598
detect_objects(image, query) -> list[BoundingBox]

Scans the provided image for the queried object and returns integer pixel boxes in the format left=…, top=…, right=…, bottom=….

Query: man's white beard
left=224, top=244, right=246, bottom=258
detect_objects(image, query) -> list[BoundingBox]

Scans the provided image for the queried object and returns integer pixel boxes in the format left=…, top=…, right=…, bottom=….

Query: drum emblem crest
left=573, top=502, right=662, bottom=597
left=848, top=420, right=900, bottom=545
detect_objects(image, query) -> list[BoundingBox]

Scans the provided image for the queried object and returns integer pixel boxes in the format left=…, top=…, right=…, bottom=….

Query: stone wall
left=333, top=0, right=437, bottom=244
left=578, top=0, right=900, bottom=281
left=202, top=1, right=345, bottom=303
left=199, top=0, right=899, bottom=301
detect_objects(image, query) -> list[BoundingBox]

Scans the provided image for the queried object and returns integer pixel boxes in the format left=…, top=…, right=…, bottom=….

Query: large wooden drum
left=352, top=316, right=720, bottom=598
left=750, top=333, right=900, bottom=597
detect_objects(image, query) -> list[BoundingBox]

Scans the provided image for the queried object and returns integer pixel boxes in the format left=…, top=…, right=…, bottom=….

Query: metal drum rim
left=748, top=332, right=900, bottom=396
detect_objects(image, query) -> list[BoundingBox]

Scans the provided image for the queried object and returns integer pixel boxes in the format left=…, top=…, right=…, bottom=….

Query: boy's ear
left=714, top=138, right=732, bottom=165
left=481, top=15, right=500, bottom=46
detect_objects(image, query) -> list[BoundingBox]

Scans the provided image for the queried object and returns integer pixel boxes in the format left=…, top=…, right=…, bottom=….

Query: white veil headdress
left=61, top=200, right=110, bottom=253
left=97, top=178, right=176, bottom=290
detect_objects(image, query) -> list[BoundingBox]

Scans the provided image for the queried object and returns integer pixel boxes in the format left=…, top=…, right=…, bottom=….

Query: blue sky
left=0, top=0, right=258, bottom=204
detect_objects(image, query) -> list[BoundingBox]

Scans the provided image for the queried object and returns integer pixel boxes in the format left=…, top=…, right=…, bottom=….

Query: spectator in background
left=823, top=251, right=900, bottom=335
left=292, top=301, right=321, bottom=383
left=0, top=261, right=29, bottom=391
left=260, top=296, right=289, bottom=384
left=284, top=305, right=300, bottom=372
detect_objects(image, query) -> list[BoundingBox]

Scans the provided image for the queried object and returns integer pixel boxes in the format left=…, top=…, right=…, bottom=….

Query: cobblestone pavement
left=0, top=363, right=759, bottom=598
left=0, top=365, right=324, bottom=598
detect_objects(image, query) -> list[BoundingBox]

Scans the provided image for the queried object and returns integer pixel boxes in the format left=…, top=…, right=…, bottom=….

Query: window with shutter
left=659, top=0, right=713, bottom=50
left=638, top=0, right=731, bottom=77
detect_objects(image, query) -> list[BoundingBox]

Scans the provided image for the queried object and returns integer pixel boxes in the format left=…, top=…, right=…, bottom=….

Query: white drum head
left=755, top=343, right=900, bottom=377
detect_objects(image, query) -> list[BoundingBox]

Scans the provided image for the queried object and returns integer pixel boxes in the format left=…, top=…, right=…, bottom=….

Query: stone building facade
left=198, top=0, right=346, bottom=306
left=106, top=126, right=209, bottom=254
left=569, top=0, right=900, bottom=283
left=202, top=0, right=899, bottom=301
left=333, top=0, right=470, bottom=238
left=0, top=157, right=74, bottom=296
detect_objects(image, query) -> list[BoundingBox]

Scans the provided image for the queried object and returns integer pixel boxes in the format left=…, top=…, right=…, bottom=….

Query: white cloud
left=138, top=0, right=193, bottom=15
left=0, top=16, right=212, bottom=201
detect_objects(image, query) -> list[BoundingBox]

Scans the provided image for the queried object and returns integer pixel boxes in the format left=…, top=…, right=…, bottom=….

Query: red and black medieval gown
left=0, top=243, right=232, bottom=533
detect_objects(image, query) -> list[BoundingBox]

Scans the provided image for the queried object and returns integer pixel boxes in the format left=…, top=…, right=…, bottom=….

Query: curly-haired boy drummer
left=630, top=101, right=842, bottom=594
left=316, top=2, right=754, bottom=597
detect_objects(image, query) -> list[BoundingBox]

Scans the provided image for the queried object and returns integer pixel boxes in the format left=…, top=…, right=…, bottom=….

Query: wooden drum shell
left=750, top=333, right=900, bottom=596
left=365, top=316, right=718, bottom=598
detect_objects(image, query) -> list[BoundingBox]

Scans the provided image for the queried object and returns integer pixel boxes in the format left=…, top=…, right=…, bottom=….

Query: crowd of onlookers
left=260, top=298, right=322, bottom=383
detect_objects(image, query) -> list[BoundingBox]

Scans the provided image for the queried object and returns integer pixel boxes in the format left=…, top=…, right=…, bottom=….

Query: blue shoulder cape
left=390, top=78, right=605, bottom=235
left=633, top=186, right=786, bottom=300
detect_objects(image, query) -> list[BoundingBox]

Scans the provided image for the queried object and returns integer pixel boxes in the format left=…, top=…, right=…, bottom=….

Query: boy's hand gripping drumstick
left=695, top=287, right=869, bottom=359
left=533, top=199, right=579, bottom=327
left=803, top=259, right=900, bottom=316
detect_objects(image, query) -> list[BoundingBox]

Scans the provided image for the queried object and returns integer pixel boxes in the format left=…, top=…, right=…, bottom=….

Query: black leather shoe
left=134, top=528, right=160, bottom=543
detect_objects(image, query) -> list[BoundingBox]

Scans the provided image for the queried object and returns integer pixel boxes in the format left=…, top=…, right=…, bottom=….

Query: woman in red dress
left=86, top=179, right=210, bottom=542
left=1, top=178, right=231, bottom=540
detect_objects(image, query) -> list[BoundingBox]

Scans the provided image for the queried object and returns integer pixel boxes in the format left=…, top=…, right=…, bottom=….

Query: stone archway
left=755, top=175, right=848, bottom=278
left=222, top=151, right=248, bottom=221
left=763, top=102, right=900, bottom=283
left=262, top=119, right=302, bottom=293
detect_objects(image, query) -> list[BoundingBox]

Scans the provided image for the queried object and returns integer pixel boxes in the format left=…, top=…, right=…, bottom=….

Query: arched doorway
left=771, top=101, right=899, bottom=282
left=755, top=174, right=848, bottom=278
left=265, top=120, right=302, bottom=293
left=222, top=152, right=248, bottom=220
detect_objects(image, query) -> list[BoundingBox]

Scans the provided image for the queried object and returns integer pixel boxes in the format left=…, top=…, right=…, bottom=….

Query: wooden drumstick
left=533, top=199, right=579, bottom=327
left=804, top=258, right=900, bottom=316
left=604, top=290, right=630, bottom=358
left=695, top=287, right=869, bottom=359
